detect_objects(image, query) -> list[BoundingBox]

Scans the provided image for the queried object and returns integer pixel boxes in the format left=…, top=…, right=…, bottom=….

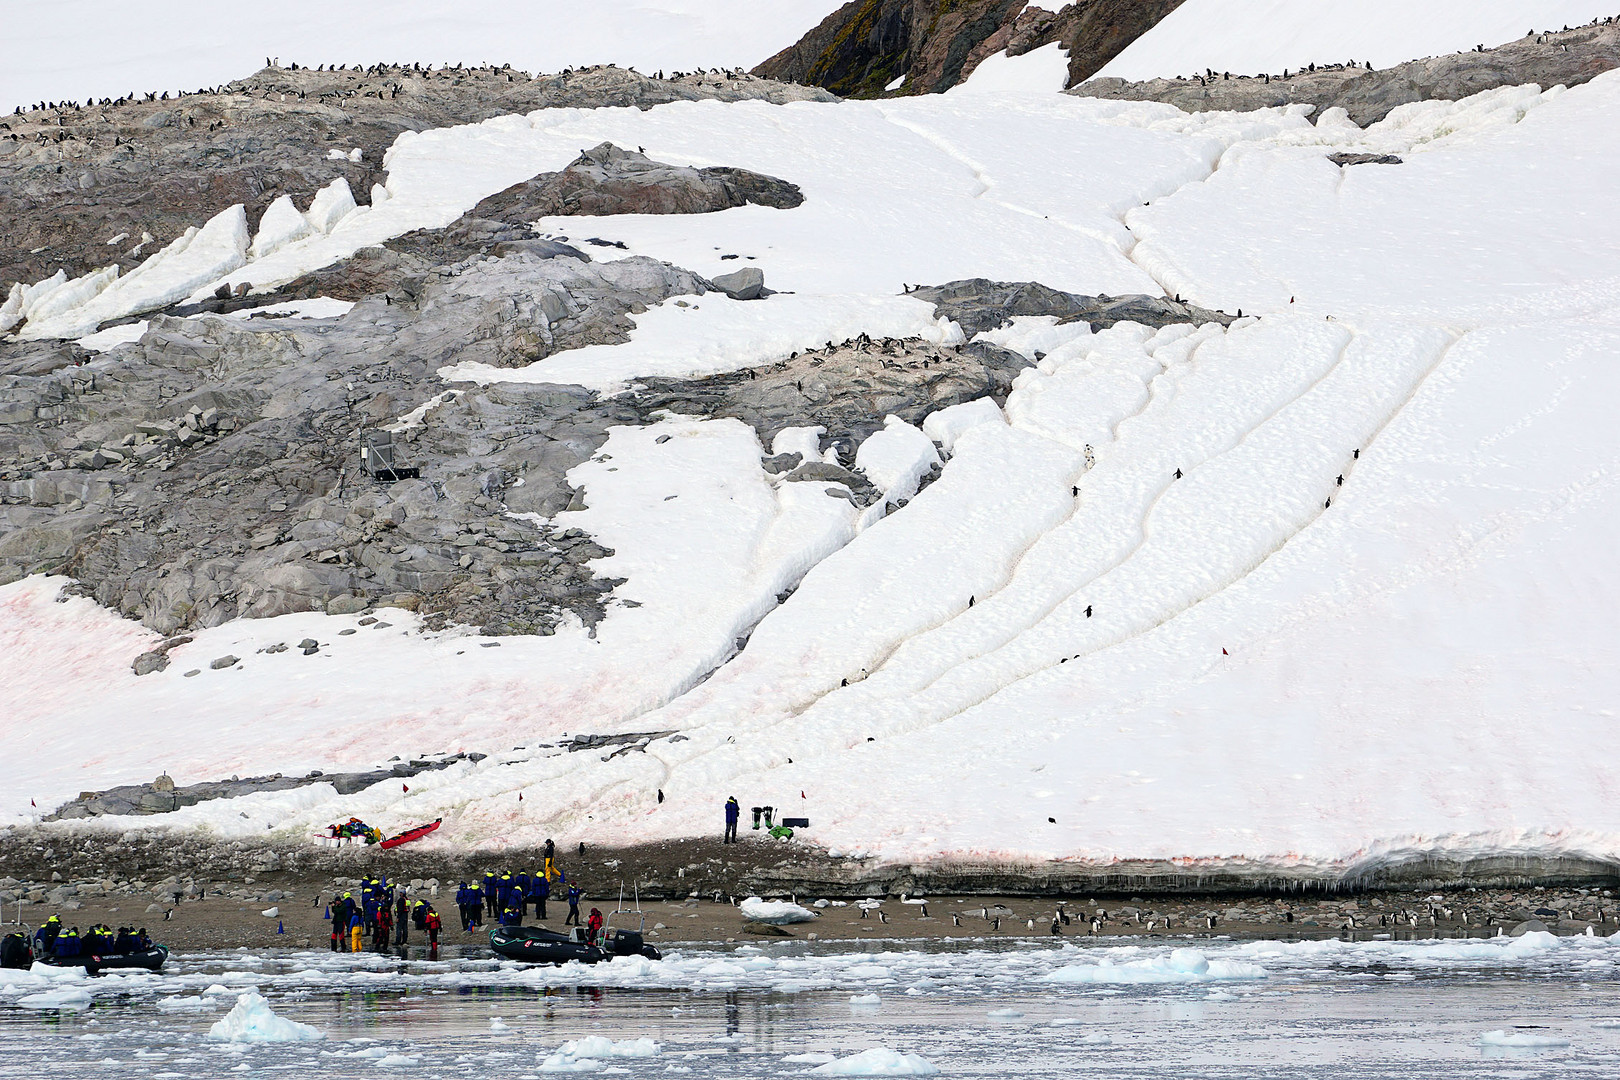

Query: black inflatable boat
left=489, top=924, right=660, bottom=965
left=2, top=933, right=168, bottom=974
left=39, top=946, right=169, bottom=974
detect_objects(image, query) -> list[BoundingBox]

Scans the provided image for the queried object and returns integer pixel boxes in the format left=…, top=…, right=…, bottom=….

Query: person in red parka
left=586, top=907, right=603, bottom=944
left=424, top=905, right=442, bottom=947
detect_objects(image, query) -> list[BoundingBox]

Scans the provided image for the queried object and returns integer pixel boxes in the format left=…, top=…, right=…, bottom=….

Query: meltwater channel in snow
left=5, top=935, right=1620, bottom=1078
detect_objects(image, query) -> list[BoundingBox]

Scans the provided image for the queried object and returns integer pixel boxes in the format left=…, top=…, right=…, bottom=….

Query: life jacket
left=425, top=911, right=441, bottom=931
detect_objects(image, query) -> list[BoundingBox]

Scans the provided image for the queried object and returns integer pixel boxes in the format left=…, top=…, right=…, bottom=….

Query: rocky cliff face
left=751, top=0, right=1185, bottom=96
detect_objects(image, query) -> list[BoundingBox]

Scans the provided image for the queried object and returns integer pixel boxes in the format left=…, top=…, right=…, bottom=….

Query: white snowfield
left=1099, top=1, right=1618, bottom=82
left=0, top=0, right=842, bottom=114
left=3, top=62, right=1620, bottom=875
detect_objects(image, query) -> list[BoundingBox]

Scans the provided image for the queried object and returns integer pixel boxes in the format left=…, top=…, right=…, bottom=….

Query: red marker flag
left=402, top=783, right=409, bottom=793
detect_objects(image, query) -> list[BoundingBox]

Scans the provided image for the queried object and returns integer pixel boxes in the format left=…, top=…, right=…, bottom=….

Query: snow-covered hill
left=5, top=62, right=1620, bottom=877
left=1, top=0, right=841, bottom=114
left=1099, top=1, right=1618, bottom=81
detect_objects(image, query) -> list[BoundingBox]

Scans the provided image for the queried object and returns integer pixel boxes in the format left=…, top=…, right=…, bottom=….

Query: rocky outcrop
left=0, top=64, right=832, bottom=294
left=910, top=278, right=1236, bottom=336
left=472, top=142, right=803, bottom=221
left=751, top=0, right=1185, bottom=96
left=0, top=244, right=1088, bottom=639
left=50, top=756, right=480, bottom=819
left=1071, top=20, right=1620, bottom=125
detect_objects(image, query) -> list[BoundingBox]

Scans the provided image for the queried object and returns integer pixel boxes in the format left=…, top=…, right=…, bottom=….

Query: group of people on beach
left=32, top=915, right=151, bottom=958
left=453, top=838, right=584, bottom=932
left=329, top=877, right=441, bottom=954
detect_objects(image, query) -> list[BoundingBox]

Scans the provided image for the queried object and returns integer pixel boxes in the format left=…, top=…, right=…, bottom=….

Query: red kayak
left=380, top=818, right=442, bottom=849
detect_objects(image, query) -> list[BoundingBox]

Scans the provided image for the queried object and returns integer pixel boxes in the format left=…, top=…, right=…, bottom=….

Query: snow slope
left=1098, top=1, right=1618, bottom=81
left=5, top=69, right=1620, bottom=874
left=0, top=0, right=841, bottom=114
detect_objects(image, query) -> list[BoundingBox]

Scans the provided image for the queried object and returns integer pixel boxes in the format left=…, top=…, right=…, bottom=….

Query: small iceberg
left=1479, top=1029, right=1569, bottom=1049
left=811, top=1048, right=939, bottom=1075
left=207, top=991, right=324, bottom=1042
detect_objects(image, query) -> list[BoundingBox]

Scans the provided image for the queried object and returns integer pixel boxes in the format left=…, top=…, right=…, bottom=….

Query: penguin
left=657, top=789, right=664, bottom=803
left=1174, top=468, right=1182, bottom=479
left=1084, top=605, right=1092, bottom=618
left=992, top=917, right=1000, bottom=931
left=952, top=913, right=961, bottom=927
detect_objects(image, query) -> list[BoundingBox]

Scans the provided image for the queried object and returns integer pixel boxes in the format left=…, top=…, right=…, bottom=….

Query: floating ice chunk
left=856, top=416, right=940, bottom=506
left=17, top=987, right=93, bottom=1010
left=490, top=1017, right=510, bottom=1032
left=811, top=1048, right=939, bottom=1076
left=1043, top=949, right=1263, bottom=984
left=848, top=993, right=881, bottom=1008
left=371, top=1054, right=421, bottom=1067
left=249, top=195, right=314, bottom=260
left=987, top=1007, right=1023, bottom=1019
left=739, top=897, right=817, bottom=924
left=206, top=991, right=324, bottom=1043
left=555, top=1036, right=660, bottom=1058
left=784, top=1052, right=837, bottom=1064
left=922, top=397, right=1005, bottom=453
left=305, top=178, right=359, bottom=235
left=1479, top=1030, right=1569, bottom=1049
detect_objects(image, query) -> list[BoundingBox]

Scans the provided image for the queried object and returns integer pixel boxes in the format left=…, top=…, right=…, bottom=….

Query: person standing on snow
left=724, top=796, right=740, bottom=843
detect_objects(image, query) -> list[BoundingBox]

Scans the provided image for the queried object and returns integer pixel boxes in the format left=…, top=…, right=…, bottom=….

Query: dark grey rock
left=712, top=267, right=767, bottom=301
left=472, top=142, right=803, bottom=222
left=1329, top=152, right=1403, bottom=166
left=209, top=654, right=239, bottom=669
left=910, top=278, right=1236, bottom=337
left=131, top=650, right=170, bottom=676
